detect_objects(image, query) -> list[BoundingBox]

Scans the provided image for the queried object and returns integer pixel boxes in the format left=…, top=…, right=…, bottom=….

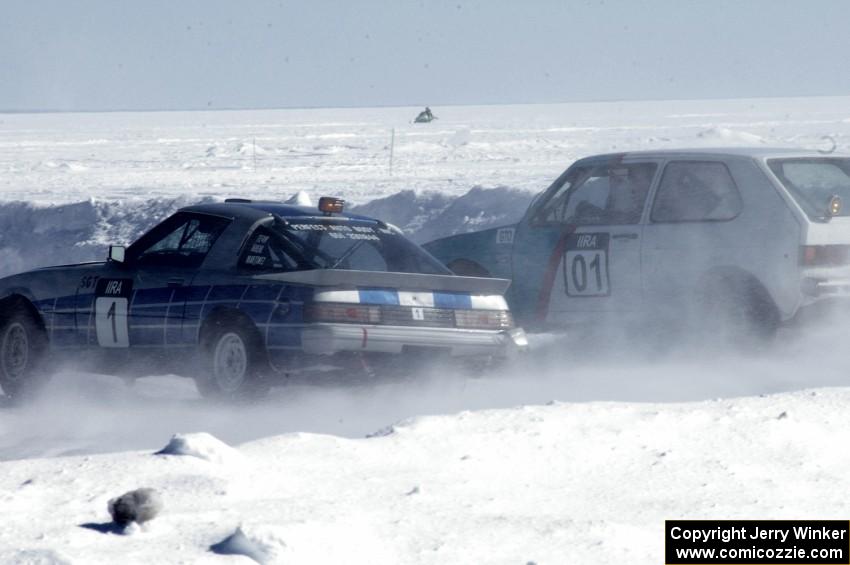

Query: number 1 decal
left=94, top=278, right=132, bottom=347
left=563, top=233, right=610, bottom=297
left=96, top=297, right=129, bottom=347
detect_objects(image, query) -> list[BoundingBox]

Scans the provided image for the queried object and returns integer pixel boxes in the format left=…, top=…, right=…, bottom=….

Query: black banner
left=666, top=520, right=849, bottom=564
left=95, top=278, right=133, bottom=298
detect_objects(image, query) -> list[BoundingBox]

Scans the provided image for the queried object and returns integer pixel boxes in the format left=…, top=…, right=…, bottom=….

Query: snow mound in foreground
left=211, top=522, right=387, bottom=565
left=211, top=526, right=287, bottom=564
left=155, top=432, right=242, bottom=464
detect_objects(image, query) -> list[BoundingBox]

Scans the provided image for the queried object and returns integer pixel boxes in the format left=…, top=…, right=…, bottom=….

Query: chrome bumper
left=300, top=323, right=527, bottom=357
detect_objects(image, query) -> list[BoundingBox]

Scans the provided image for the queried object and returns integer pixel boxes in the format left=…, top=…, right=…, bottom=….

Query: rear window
left=768, top=158, right=850, bottom=219
left=248, top=219, right=451, bottom=275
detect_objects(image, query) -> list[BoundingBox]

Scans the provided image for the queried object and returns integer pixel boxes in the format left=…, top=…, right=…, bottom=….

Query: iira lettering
left=105, top=281, right=123, bottom=295
left=576, top=235, right=598, bottom=248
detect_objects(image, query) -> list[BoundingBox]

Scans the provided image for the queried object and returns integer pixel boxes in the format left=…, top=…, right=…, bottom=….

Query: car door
left=641, top=159, right=746, bottom=320
left=510, top=159, right=658, bottom=328
left=88, top=212, right=231, bottom=349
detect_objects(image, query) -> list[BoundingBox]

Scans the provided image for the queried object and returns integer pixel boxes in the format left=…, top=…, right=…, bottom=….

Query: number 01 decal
left=94, top=278, right=132, bottom=347
left=563, top=233, right=610, bottom=297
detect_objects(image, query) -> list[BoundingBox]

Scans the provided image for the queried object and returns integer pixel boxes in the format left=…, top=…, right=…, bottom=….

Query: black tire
left=0, top=303, right=49, bottom=400
left=696, top=277, right=779, bottom=349
left=195, top=318, right=271, bottom=401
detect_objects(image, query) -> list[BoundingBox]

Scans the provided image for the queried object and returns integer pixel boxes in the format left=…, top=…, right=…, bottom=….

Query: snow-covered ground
left=3, top=97, right=850, bottom=563
left=2, top=387, right=849, bottom=564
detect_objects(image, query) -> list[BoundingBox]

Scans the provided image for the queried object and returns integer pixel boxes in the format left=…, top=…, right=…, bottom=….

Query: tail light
left=454, top=309, right=514, bottom=330
left=800, top=245, right=850, bottom=266
left=305, top=302, right=515, bottom=330
left=305, top=303, right=381, bottom=324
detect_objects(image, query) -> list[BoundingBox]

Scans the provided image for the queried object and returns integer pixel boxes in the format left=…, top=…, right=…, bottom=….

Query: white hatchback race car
left=425, top=148, right=850, bottom=340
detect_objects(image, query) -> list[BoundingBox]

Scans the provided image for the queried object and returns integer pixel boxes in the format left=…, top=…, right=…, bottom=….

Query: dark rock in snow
left=108, top=487, right=163, bottom=525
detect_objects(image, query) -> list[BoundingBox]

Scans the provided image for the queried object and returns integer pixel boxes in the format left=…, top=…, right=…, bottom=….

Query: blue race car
left=0, top=197, right=526, bottom=400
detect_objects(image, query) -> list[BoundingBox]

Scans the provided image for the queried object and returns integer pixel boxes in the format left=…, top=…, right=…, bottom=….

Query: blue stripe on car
left=433, top=291, right=473, bottom=309
left=358, top=288, right=399, bottom=305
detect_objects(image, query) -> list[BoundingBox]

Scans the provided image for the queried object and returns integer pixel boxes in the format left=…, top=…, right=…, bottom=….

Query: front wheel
left=196, top=323, right=271, bottom=401
left=0, top=304, right=49, bottom=400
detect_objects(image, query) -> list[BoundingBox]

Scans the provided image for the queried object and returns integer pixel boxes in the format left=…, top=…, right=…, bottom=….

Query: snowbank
left=0, top=389, right=847, bottom=564
left=0, top=187, right=533, bottom=277
left=349, top=185, right=533, bottom=243
left=0, top=197, right=211, bottom=277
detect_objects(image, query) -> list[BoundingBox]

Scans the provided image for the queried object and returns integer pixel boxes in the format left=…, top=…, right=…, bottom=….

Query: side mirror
left=108, top=245, right=126, bottom=263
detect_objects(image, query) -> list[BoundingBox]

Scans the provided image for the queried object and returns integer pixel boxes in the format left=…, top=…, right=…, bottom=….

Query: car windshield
left=269, top=218, right=451, bottom=274
left=768, top=158, right=850, bottom=219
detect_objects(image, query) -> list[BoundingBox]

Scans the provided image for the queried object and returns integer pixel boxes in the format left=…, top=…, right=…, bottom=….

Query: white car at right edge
left=424, top=148, right=850, bottom=341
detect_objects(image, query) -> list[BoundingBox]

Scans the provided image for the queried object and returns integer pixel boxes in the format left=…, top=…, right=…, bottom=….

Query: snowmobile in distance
left=414, top=107, right=437, bottom=123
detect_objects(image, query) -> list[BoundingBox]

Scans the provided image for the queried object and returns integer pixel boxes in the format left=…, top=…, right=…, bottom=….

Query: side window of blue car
left=239, top=227, right=300, bottom=271
left=129, top=213, right=231, bottom=269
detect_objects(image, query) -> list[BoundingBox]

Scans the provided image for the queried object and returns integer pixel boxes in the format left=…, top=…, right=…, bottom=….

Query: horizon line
left=3, top=92, right=850, bottom=116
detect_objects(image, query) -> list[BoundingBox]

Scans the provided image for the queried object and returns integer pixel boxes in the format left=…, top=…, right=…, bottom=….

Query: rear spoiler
left=254, top=269, right=511, bottom=294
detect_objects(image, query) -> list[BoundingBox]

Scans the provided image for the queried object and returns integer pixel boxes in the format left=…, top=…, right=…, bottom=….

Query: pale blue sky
left=1, top=0, right=848, bottom=111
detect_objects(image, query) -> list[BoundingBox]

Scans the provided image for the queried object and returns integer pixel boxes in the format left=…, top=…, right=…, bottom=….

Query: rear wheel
left=196, top=320, right=270, bottom=401
left=696, top=277, right=779, bottom=349
left=0, top=303, right=49, bottom=400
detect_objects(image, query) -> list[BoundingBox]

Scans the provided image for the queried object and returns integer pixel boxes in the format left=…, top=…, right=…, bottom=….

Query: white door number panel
left=563, top=233, right=610, bottom=296
left=496, top=227, right=515, bottom=245
left=95, top=278, right=132, bottom=347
